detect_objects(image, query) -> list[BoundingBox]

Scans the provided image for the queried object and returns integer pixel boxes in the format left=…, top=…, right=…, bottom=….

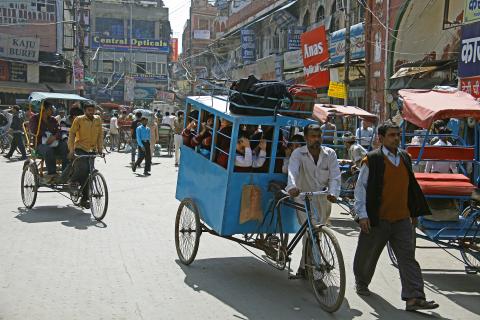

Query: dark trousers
left=135, top=141, right=151, bottom=173
left=37, top=140, right=68, bottom=175
left=70, top=148, right=95, bottom=200
left=353, top=218, right=425, bottom=301
left=7, top=132, right=26, bottom=157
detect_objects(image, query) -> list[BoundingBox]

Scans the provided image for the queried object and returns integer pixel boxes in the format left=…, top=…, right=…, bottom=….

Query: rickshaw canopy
left=399, top=89, right=480, bottom=129
left=313, top=104, right=378, bottom=123
left=28, top=92, right=92, bottom=111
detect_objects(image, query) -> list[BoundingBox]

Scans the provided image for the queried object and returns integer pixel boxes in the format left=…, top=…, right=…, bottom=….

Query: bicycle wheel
left=21, top=163, right=38, bottom=209
left=460, top=206, right=480, bottom=270
left=175, top=198, right=201, bottom=265
left=305, top=226, right=346, bottom=313
left=89, top=172, right=108, bottom=221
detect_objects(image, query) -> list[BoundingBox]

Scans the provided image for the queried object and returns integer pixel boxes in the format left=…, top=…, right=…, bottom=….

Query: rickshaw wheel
left=89, top=172, right=108, bottom=221
left=21, top=162, right=38, bottom=209
left=305, top=226, right=345, bottom=313
left=460, top=206, right=480, bottom=270
left=175, top=198, right=201, bottom=265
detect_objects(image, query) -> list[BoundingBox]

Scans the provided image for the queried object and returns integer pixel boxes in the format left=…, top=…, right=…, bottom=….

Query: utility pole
left=343, top=0, right=351, bottom=107
left=190, top=0, right=194, bottom=95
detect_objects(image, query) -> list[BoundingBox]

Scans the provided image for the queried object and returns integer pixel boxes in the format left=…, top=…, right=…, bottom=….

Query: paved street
left=0, top=152, right=479, bottom=320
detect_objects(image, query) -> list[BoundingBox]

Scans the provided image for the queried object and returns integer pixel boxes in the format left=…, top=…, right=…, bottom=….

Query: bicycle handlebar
left=280, top=188, right=330, bottom=197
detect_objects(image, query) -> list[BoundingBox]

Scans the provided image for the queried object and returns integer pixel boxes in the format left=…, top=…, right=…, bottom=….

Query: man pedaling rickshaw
left=67, top=102, right=104, bottom=209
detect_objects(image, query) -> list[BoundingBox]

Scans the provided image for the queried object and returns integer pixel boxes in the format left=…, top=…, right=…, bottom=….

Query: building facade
left=88, top=0, right=171, bottom=103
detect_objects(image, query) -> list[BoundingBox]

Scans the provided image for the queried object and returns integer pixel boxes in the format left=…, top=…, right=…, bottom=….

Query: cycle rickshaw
left=386, top=88, right=480, bottom=274
left=312, top=104, right=378, bottom=218
left=174, top=95, right=346, bottom=312
left=20, top=92, right=108, bottom=221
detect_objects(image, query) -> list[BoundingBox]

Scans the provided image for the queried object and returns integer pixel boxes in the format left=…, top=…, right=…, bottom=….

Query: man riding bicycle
left=67, top=103, right=103, bottom=208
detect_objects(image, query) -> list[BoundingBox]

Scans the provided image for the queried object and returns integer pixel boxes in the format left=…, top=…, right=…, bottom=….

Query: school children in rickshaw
left=234, top=134, right=267, bottom=171
left=215, top=118, right=233, bottom=168
left=29, top=102, right=69, bottom=181
left=286, top=124, right=341, bottom=282
left=3, top=106, right=27, bottom=160
left=424, top=127, right=457, bottom=174
left=67, top=103, right=104, bottom=208
left=181, top=110, right=199, bottom=148
left=191, top=114, right=214, bottom=157
left=281, top=134, right=305, bottom=174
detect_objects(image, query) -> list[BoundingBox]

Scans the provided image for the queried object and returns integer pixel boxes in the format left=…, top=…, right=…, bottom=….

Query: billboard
left=287, top=26, right=305, bottom=51
left=0, top=34, right=40, bottom=62
left=329, top=23, right=365, bottom=64
left=91, top=36, right=170, bottom=53
left=465, top=0, right=480, bottom=24
left=301, top=25, right=330, bottom=88
left=193, top=30, right=211, bottom=40
left=241, top=29, right=256, bottom=64
left=459, top=21, right=480, bottom=78
left=460, top=76, right=480, bottom=98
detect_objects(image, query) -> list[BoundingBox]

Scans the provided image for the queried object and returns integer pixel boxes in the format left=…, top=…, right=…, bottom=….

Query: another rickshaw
left=387, top=88, right=480, bottom=274
left=20, top=92, right=108, bottom=221
left=175, top=95, right=346, bottom=312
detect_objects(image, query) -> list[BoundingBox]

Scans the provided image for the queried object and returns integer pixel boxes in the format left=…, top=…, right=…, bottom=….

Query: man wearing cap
left=286, top=123, right=341, bottom=280
left=4, top=106, right=27, bottom=160
left=132, top=116, right=151, bottom=176
left=343, top=132, right=367, bottom=170
left=29, top=101, right=69, bottom=179
left=68, top=103, right=103, bottom=208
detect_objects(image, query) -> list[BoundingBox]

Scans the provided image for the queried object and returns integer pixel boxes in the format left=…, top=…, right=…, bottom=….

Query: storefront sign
left=459, top=21, right=480, bottom=78
left=193, top=30, right=211, bottom=40
left=170, top=38, right=179, bottom=62
left=91, top=36, right=169, bottom=53
left=328, top=81, right=347, bottom=99
left=134, top=87, right=157, bottom=100
left=329, top=23, right=365, bottom=64
left=283, top=50, right=303, bottom=70
left=287, top=26, right=305, bottom=51
left=460, top=75, right=480, bottom=98
left=465, top=0, right=480, bottom=24
left=301, top=25, right=330, bottom=88
left=157, top=91, right=175, bottom=102
left=0, top=34, right=40, bottom=62
left=131, top=73, right=167, bottom=82
left=9, top=62, right=27, bottom=82
left=241, top=29, right=256, bottom=64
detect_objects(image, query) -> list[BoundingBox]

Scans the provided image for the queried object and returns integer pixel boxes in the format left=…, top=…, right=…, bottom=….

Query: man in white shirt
left=343, top=132, right=367, bottom=169
left=109, top=113, right=119, bottom=151
left=425, top=127, right=456, bottom=173
left=286, top=123, right=341, bottom=279
left=161, top=111, right=174, bottom=127
left=356, top=121, right=374, bottom=149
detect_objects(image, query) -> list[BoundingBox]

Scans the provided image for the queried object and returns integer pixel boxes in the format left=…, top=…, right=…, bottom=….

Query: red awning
left=399, top=89, right=480, bottom=128
left=313, top=104, right=378, bottom=123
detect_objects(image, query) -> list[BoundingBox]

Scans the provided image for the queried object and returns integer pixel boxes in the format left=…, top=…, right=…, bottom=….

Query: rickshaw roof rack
left=28, top=92, right=91, bottom=103
left=313, top=104, right=378, bottom=123
left=399, top=89, right=480, bottom=129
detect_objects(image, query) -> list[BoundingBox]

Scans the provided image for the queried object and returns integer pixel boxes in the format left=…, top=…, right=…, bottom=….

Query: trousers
left=7, top=132, right=26, bottom=157
left=70, top=148, right=96, bottom=200
left=37, top=140, right=68, bottom=175
left=135, top=141, right=151, bottom=173
left=353, top=218, right=425, bottom=301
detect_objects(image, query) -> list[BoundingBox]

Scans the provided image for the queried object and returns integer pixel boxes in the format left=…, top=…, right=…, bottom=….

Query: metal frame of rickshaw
left=386, top=90, right=480, bottom=273
left=20, top=92, right=108, bottom=221
left=174, top=94, right=347, bottom=312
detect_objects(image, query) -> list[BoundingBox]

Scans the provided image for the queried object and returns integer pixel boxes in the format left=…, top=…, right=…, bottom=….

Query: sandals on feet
left=406, top=299, right=439, bottom=311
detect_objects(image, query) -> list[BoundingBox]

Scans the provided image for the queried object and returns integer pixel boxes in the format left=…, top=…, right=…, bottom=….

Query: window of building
left=302, top=10, right=310, bottom=28
left=133, top=20, right=155, bottom=38
left=102, top=60, right=114, bottom=73
left=316, top=5, right=325, bottom=23
left=136, top=62, right=146, bottom=74
left=96, top=17, right=123, bottom=37
left=198, top=18, right=209, bottom=30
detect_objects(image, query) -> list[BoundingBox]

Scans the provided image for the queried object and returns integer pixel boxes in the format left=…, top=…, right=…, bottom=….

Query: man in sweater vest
left=353, top=121, right=439, bottom=312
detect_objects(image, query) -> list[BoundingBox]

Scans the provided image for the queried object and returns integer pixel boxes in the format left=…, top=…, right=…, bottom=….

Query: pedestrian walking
left=173, top=111, right=184, bottom=166
left=132, top=117, right=151, bottom=176
left=130, top=111, right=142, bottom=166
left=109, top=112, right=119, bottom=151
left=4, top=106, right=27, bottom=160
left=353, top=121, right=439, bottom=312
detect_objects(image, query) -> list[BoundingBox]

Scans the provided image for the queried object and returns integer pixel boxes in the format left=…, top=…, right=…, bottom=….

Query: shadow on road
left=14, top=205, right=107, bottom=230
left=423, top=272, right=480, bottom=316
left=329, top=217, right=359, bottom=237
left=358, top=292, right=450, bottom=320
left=176, top=257, right=362, bottom=320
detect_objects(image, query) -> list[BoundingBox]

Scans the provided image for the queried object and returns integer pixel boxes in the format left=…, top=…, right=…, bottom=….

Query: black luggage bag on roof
left=229, top=75, right=293, bottom=116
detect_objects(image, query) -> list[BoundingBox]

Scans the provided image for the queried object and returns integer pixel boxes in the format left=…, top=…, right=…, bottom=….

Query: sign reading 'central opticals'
left=91, top=36, right=170, bottom=53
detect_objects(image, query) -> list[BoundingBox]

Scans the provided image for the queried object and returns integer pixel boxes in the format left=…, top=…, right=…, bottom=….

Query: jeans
left=37, top=140, right=68, bottom=175
left=70, top=148, right=95, bottom=200
left=7, top=132, right=26, bottom=157
left=135, top=141, right=151, bottom=173
left=130, top=140, right=144, bottom=163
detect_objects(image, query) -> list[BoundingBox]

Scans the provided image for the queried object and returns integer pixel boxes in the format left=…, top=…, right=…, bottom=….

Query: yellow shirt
left=68, top=115, right=103, bottom=153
